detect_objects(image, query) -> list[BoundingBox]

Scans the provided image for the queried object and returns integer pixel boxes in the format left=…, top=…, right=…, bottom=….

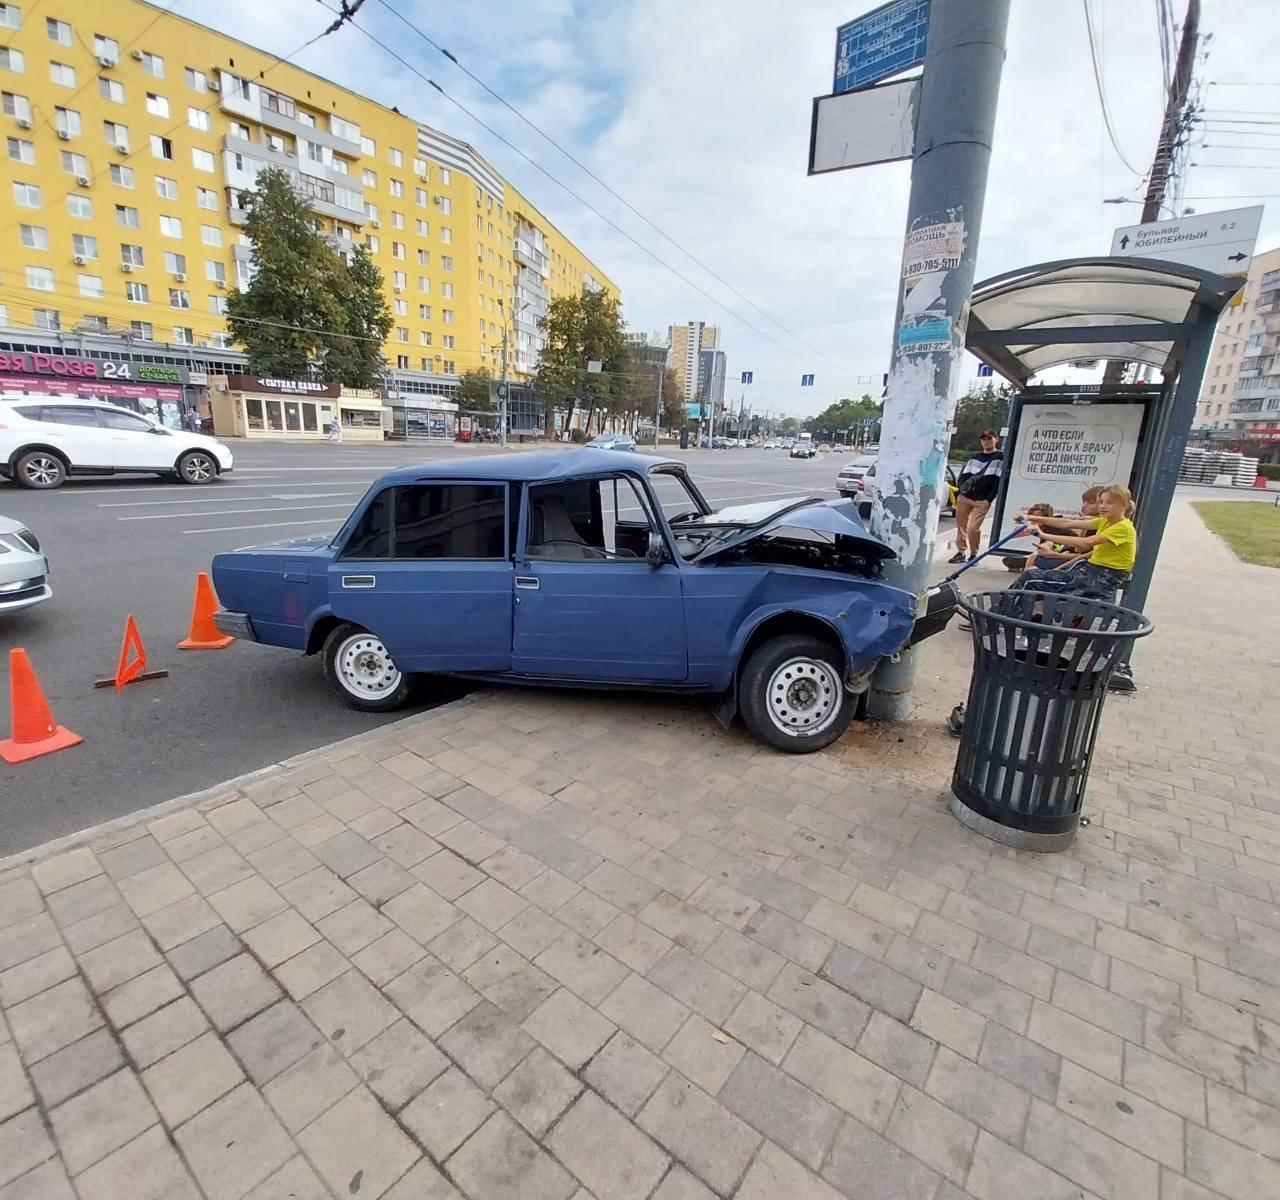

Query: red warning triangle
left=115, top=614, right=148, bottom=692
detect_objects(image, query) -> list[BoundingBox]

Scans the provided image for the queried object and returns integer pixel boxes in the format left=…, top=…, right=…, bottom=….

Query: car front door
left=328, top=482, right=513, bottom=672
left=511, top=474, right=687, bottom=681
left=97, top=407, right=176, bottom=470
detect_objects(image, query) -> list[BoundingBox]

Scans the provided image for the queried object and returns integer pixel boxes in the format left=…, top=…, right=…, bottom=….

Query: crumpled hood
left=696, top=497, right=895, bottom=563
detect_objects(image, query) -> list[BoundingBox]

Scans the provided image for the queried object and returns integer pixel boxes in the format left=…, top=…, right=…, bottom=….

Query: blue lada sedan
left=211, top=450, right=955, bottom=753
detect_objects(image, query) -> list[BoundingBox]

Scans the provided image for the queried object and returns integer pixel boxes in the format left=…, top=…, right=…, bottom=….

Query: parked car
left=762, top=440, right=777, bottom=450
left=586, top=433, right=637, bottom=452
left=0, top=517, right=50, bottom=613
left=789, top=441, right=817, bottom=460
left=0, top=401, right=233, bottom=489
left=836, top=455, right=878, bottom=498
left=211, top=450, right=957, bottom=753
left=856, top=461, right=958, bottom=520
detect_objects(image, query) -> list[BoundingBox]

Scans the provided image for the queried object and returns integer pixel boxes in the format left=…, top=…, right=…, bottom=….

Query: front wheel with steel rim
left=322, top=622, right=414, bottom=712
left=176, top=450, right=218, bottom=485
left=738, top=633, right=854, bottom=753
left=14, top=450, right=67, bottom=489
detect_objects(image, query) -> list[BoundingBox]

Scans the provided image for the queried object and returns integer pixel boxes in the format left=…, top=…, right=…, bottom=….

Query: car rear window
left=341, top=484, right=506, bottom=560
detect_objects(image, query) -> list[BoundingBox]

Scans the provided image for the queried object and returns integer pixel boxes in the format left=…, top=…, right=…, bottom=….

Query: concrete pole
left=866, top=0, right=1011, bottom=721
left=653, top=365, right=663, bottom=450
left=499, top=326, right=509, bottom=448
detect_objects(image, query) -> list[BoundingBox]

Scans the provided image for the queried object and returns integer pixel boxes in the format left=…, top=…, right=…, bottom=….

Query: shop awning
left=965, top=257, right=1243, bottom=386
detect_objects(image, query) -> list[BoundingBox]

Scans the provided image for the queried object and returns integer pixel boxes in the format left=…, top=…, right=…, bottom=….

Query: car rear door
left=328, top=481, right=513, bottom=672
left=21, top=404, right=113, bottom=468
left=511, top=474, right=687, bottom=681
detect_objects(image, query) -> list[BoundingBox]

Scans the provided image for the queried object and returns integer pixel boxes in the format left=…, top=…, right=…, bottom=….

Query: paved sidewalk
left=1, top=500, right=1278, bottom=1200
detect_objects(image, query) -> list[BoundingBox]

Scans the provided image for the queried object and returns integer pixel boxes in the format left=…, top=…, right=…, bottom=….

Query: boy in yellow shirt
left=1011, top=484, right=1137, bottom=601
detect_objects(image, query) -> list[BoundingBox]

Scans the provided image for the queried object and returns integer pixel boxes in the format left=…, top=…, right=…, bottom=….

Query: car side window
left=99, top=410, right=154, bottom=432
left=339, top=484, right=505, bottom=561
left=527, top=476, right=655, bottom=562
left=44, top=406, right=105, bottom=427
left=14, top=406, right=47, bottom=422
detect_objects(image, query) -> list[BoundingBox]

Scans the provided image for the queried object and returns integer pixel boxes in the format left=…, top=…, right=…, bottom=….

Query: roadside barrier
left=178, top=572, right=235, bottom=650
left=0, top=648, right=82, bottom=763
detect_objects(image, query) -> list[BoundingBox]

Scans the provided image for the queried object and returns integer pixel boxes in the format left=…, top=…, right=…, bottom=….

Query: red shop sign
left=0, top=375, right=181, bottom=402
left=0, top=352, right=100, bottom=378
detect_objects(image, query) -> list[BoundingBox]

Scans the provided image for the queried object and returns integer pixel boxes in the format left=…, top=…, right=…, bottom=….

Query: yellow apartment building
left=0, top=0, right=616, bottom=434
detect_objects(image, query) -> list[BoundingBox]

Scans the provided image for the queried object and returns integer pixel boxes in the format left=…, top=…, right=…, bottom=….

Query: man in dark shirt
left=950, top=429, right=1003, bottom=562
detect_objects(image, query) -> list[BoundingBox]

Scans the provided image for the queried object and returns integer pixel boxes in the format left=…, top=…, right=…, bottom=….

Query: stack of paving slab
left=1179, top=448, right=1258, bottom=486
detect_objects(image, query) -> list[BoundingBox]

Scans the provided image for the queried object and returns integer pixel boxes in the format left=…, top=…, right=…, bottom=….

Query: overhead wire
left=1082, top=0, right=1146, bottom=175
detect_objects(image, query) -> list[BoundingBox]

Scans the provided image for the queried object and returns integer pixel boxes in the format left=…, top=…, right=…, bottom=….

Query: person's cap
left=979, top=428, right=998, bottom=438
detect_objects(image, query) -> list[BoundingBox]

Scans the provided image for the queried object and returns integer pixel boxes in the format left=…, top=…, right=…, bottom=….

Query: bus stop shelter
left=963, top=256, right=1241, bottom=624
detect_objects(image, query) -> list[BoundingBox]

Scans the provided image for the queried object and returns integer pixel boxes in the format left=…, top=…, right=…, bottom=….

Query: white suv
left=0, top=401, right=233, bottom=489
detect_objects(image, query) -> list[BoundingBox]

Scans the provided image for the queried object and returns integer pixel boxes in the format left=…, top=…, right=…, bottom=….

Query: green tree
left=806, top=394, right=882, bottom=442
left=952, top=383, right=1014, bottom=456
left=535, top=290, right=628, bottom=435
left=227, top=167, right=391, bottom=387
left=660, top=368, right=685, bottom=434
left=457, top=368, right=494, bottom=412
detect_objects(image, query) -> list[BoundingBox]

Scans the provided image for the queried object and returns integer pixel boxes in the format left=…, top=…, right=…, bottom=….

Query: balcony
left=1233, top=376, right=1280, bottom=403
left=1228, top=402, right=1280, bottom=421
left=514, top=240, right=547, bottom=275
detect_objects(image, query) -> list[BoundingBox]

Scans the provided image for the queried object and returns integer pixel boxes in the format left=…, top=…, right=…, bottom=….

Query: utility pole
left=499, top=327, right=509, bottom=448
left=866, top=0, right=1011, bottom=722
left=652, top=364, right=663, bottom=450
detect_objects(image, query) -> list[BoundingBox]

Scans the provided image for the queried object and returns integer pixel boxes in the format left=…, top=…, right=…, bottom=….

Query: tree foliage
left=457, top=369, right=494, bottom=412
left=535, top=290, right=628, bottom=433
left=226, top=167, right=391, bottom=387
left=805, top=394, right=882, bottom=439
left=952, top=383, right=1015, bottom=455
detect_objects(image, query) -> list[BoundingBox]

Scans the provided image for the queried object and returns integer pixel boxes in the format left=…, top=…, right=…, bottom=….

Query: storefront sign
left=135, top=364, right=183, bottom=384
left=187, top=370, right=209, bottom=386
left=226, top=373, right=340, bottom=397
left=340, top=387, right=381, bottom=401
left=0, top=375, right=181, bottom=402
left=0, top=353, right=197, bottom=385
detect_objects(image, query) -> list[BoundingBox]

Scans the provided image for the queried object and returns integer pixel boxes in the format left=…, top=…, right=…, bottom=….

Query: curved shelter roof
left=965, top=257, right=1242, bottom=386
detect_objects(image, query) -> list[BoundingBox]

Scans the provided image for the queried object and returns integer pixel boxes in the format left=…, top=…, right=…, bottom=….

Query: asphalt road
left=0, top=442, right=882, bottom=854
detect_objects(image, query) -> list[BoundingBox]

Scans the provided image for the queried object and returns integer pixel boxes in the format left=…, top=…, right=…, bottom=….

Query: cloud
left=182, top=0, right=1280, bottom=415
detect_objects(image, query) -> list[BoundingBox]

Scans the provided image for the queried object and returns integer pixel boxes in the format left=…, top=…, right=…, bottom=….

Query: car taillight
left=858, top=478, right=865, bottom=491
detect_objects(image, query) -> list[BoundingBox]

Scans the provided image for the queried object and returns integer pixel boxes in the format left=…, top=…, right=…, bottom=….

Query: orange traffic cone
left=0, top=648, right=82, bottom=764
left=94, top=615, right=170, bottom=690
left=178, top=572, right=235, bottom=650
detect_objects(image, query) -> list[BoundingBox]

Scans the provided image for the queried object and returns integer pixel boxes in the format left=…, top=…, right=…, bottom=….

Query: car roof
left=377, top=448, right=682, bottom=485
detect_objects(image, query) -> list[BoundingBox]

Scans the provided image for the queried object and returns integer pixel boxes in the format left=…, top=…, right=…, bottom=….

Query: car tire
left=322, top=622, right=414, bottom=713
left=14, top=450, right=67, bottom=490
left=176, top=450, right=218, bottom=485
left=738, top=633, right=854, bottom=754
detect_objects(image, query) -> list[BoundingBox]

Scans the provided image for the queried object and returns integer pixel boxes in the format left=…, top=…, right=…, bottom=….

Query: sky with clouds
left=184, top=0, right=1280, bottom=417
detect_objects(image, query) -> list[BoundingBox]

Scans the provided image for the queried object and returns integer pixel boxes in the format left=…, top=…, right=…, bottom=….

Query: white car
left=0, top=400, right=233, bottom=489
left=0, top=516, right=50, bottom=613
left=836, top=454, right=878, bottom=498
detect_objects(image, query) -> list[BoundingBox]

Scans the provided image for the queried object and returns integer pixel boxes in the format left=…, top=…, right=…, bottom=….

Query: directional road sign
left=1110, top=206, right=1263, bottom=277
left=741, top=371, right=753, bottom=384
left=801, top=374, right=815, bottom=387
left=834, top=0, right=930, bottom=95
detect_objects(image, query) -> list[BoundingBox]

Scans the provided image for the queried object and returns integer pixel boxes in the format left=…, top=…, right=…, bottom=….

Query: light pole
left=652, top=364, right=663, bottom=450
left=499, top=300, right=530, bottom=449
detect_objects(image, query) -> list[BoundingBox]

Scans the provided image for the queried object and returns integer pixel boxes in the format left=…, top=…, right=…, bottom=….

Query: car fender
left=8, top=442, right=71, bottom=469
left=303, top=602, right=340, bottom=654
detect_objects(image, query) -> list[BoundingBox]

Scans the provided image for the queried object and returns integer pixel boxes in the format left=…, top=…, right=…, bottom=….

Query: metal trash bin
left=951, top=589, right=1152, bottom=852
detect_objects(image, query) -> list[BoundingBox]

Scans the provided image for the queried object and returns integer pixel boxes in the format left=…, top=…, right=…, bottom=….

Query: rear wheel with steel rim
left=176, top=450, right=218, bottom=484
left=15, top=450, right=67, bottom=490
left=738, top=633, right=854, bottom=753
left=322, top=622, right=414, bottom=712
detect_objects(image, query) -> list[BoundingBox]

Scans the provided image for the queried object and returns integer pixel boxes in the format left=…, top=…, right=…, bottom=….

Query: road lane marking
left=96, top=491, right=361, bottom=508
left=120, top=502, right=355, bottom=521
left=184, top=517, right=341, bottom=534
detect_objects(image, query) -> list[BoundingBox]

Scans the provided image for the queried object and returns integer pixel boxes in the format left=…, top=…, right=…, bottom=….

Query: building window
left=394, top=299, right=408, bottom=316
left=439, top=167, right=451, bottom=185
left=155, top=175, right=177, bottom=199
left=78, top=274, right=104, bottom=298
left=0, top=47, right=24, bottom=73
left=13, top=180, right=40, bottom=206
left=145, top=91, right=169, bottom=118
left=365, top=234, right=379, bottom=253
left=389, top=147, right=403, bottom=167
left=103, top=120, right=129, bottom=150
left=121, top=243, right=144, bottom=266
left=26, top=265, right=54, bottom=291
left=416, top=249, right=430, bottom=266
left=362, top=168, right=377, bottom=187
left=66, top=194, right=92, bottom=218
left=442, top=335, right=455, bottom=349
left=437, top=196, right=452, bottom=215
left=54, top=106, right=80, bottom=135
left=210, top=332, right=232, bottom=349
left=159, top=215, right=182, bottom=239
left=364, top=202, right=379, bottom=222
left=19, top=224, right=47, bottom=250
left=150, top=134, right=173, bottom=160
left=391, top=211, right=404, bottom=229
left=185, top=67, right=206, bottom=92
left=94, top=34, right=119, bottom=60
left=99, top=76, right=124, bottom=103
left=413, top=157, right=427, bottom=177
left=443, top=361, right=455, bottom=374
left=205, top=260, right=225, bottom=284
left=172, top=326, right=193, bottom=345
left=2, top=91, right=31, bottom=120
left=392, top=242, right=405, bottom=260
left=34, top=309, right=60, bottom=331
left=442, top=309, right=454, bottom=325
left=415, top=188, right=427, bottom=207
left=201, top=224, right=222, bottom=247
left=49, top=61, right=76, bottom=87
left=441, top=256, right=454, bottom=272
left=417, top=276, right=430, bottom=293
left=187, top=105, right=210, bottom=132
left=0, top=5, right=19, bottom=30
left=396, top=355, right=409, bottom=369
left=416, top=219, right=429, bottom=236
left=440, top=227, right=453, bottom=245
left=209, top=294, right=228, bottom=315
left=6, top=136, right=33, bottom=163
left=441, top=282, right=454, bottom=299
left=420, top=330, right=432, bottom=345
left=126, top=281, right=149, bottom=303
left=360, top=135, right=376, bottom=156
left=331, top=114, right=360, bottom=142
left=393, top=270, right=407, bottom=289
left=389, top=179, right=404, bottom=198
left=164, top=251, right=186, bottom=274
left=169, top=288, right=190, bottom=309
left=139, top=51, right=163, bottom=77
left=395, top=327, right=408, bottom=343
left=110, top=163, right=133, bottom=187
left=192, top=147, right=214, bottom=172
left=72, top=233, right=98, bottom=259
left=196, top=186, right=218, bottom=211
left=305, top=140, right=324, bottom=163
left=60, top=149, right=87, bottom=175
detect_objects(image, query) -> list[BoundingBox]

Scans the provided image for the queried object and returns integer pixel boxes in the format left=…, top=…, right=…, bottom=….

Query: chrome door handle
left=514, top=576, right=540, bottom=590
left=341, top=575, right=376, bottom=589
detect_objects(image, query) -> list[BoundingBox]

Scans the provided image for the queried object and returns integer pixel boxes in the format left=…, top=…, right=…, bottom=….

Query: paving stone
left=493, top=1047, right=582, bottom=1137
left=723, top=989, right=803, bottom=1066
left=373, top=824, right=441, bottom=870
left=7, top=976, right=103, bottom=1064
left=228, top=999, right=324, bottom=1085
left=648, top=946, right=746, bottom=1025
left=141, top=894, right=224, bottom=953
left=121, top=997, right=208, bottom=1070
left=206, top=877, right=287, bottom=934
left=279, top=867, right=358, bottom=924
left=0, top=914, right=61, bottom=975
left=481, top=845, right=546, bottom=892
left=784, top=1023, right=901, bottom=1132
left=821, top=943, right=923, bottom=1023
left=46, top=877, right=121, bottom=931
left=939, top=960, right=1032, bottom=1035
left=243, top=1156, right=332, bottom=1200
left=581, top=861, right=663, bottom=917
left=855, top=1011, right=939, bottom=1090
left=438, top=1000, right=535, bottom=1089
left=885, top=1083, right=978, bottom=1186
left=49, top=1068, right=157, bottom=1175
left=910, top=988, right=986, bottom=1060
left=166, top=925, right=242, bottom=982
left=301, top=969, right=399, bottom=1054
left=1027, top=999, right=1123, bottom=1083
left=464, top=945, right=558, bottom=1021
left=189, top=953, right=281, bottom=1032
left=583, top=1031, right=669, bottom=1117
left=386, top=957, right=482, bottom=1037
left=62, top=907, right=139, bottom=957
left=175, top=1083, right=295, bottom=1200
left=722, top=1050, right=843, bottom=1169
left=767, top=962, right=870, bottom=1051
left=638, top=893, right=722, bottom=954
left=661, top=1013, right=745, bottom=1093
left=556, top=889, right=621, bottom=939
left=347, top=858, right=416, bottom=906
left=521, top=868, right=582, bottom=913
left=1186, top=1121, right=1280, bottom=1200
left=353, top=927, right=429, bottom=986
left=446, top=1112, right=576, bottom=1200
left=1206, top=1081, right=1280, bottom=1159
left=496, top=906, right=564, bottom=960
left=548, top=1090, right=669, bottom=1200
left=805, top=896, right=896, bottom=960
left=27, top=1029, right=122, bottom=1110
left=79, top=930, right=162, bottom=995
left=141, top=1031, right=243, bottom=1126
left=1023, top=1098, right=1159, bottom=1200
left=637, top=1073, right=760, bottom=1196
left=350, top=1019, right=449, bottom=1112
left=534, top=931, right=629, bottom=1005
left=822, top=1116, right=941, bottom=1200
left=966, top=1130, right=1095, bottom=1200
left=0, top=1108, right=56, bottom=1189
left=924, top=1047, right=1030, bottom=1144
left=1057, top=1060, right=1184, bottom=1169
left=101, top=964, right=185, bottom=1029
left=593, top=913, right=674, bottom=974
left=598, top=971, right=688, bottom=1053
left=0, top=1044, right=32, bottom=1123
left=116, top=864, right=195, bottom=919
left=0, top=946, right=76, bottom=1009
left=381, top=1158, right=465, bottom=1200
left=735, top=1141, right=847, bottom=1200
left=245, top=838, right=321, bottom=889
left=273, top=938, right=349, bottom=1001
left=1, top=1158, right=76, bottom=1200
left=522, top=987, right=615, bottom=1068
left=241, top=909, right=321, bottom=967
left=298, top=1086, right=421, bottom=1200
left=649, top=1167, right=717, bottom=1200
left=31, top=848, right=102, bottom=896
left=181, top=845, right=255, bottom=897
left=383, top=884, right=461, bottom=944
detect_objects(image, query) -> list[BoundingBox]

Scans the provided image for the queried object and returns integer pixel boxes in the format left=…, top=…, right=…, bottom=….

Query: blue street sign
left=741, top=371, right=753, bottom=384
left=977, top=363, right=994, bottom=377
left=801, top=374, right=815, bottom=387
left=834, top=0, right=930, bottom=95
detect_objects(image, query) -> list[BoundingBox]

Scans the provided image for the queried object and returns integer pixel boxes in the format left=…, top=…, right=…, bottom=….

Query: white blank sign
left=808, top=77, right=919, bottom=176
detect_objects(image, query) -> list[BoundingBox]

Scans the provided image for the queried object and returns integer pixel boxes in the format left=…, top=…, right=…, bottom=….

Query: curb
left=0, top=693, right=480, bottom=874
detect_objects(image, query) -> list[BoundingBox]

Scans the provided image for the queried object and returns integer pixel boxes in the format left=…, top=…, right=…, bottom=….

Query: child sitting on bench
left=1012, top=484, right=1136, bottom=601
left=1021, top=488, right=1104, bottom=572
